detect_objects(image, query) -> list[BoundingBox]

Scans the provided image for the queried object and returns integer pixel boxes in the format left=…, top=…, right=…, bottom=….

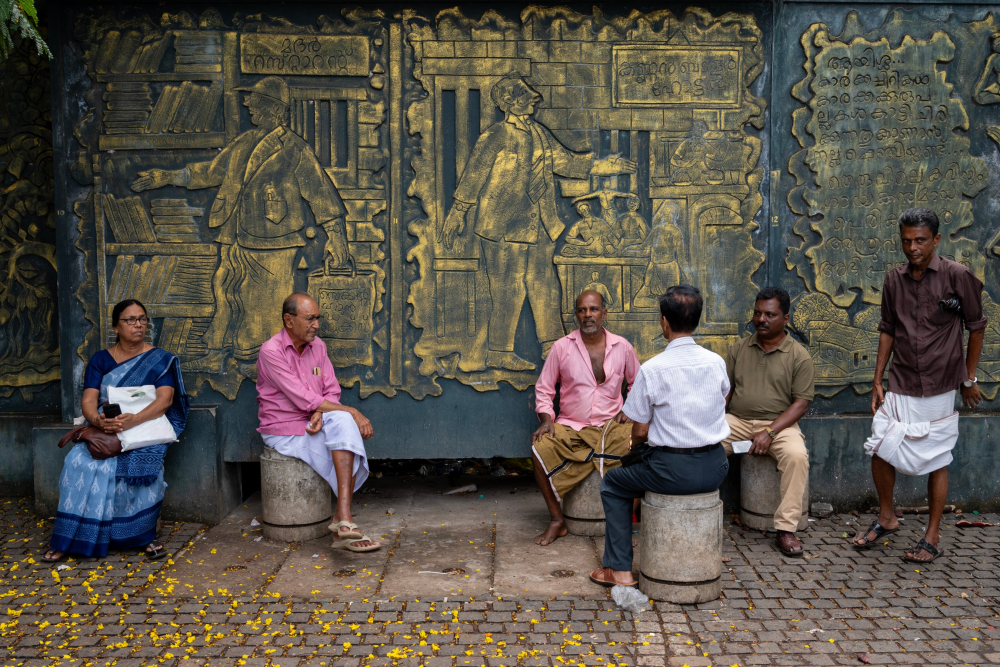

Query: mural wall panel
left=776, top=6, right=1000, bottom=401
left=42, top=2, right=1000, bottom=462
left=0, top=34, right=59, bottom=407
left=59, top=4, right=772, bottom=407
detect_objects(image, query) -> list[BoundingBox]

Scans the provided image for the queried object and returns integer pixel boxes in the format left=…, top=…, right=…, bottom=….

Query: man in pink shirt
left=532, top=290, right=641, bottom=545
left=256, top=293, right=379, bottom=552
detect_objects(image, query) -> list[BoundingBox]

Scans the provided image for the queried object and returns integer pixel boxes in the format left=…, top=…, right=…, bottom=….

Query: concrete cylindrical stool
left=740, top=454, right=809, bottom=532
left=562, top=470, right=606, bottom=536
left=260, top=447, right=332, bottom=542
left=638, top=491, right=722, bottom=603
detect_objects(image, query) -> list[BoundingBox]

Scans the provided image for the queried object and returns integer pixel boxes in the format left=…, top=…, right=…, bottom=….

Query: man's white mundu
left=261, top=412, right=369, bottom=493
left=864, top=391, right=958, bottom=476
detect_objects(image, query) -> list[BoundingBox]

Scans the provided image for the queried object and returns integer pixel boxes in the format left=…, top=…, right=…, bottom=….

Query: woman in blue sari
left=43, top=299, right=189, bottom=562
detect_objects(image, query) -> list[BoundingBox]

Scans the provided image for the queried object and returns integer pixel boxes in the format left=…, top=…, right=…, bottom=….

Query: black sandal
left=902, top=538, right=942, bottom=563
left=41, top=550, right=65, bottom=563
left=145, top=542, right=168, bottom=560
left=852, top=521, right=899, bottom=549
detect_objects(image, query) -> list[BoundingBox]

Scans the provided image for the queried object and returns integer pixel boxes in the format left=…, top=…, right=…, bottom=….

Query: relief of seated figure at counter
left=558, top=190, right=685, bottom=311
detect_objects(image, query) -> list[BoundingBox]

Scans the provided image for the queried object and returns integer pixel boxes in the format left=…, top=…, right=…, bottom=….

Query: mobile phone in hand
left=103, top=403, right=122, bottom=419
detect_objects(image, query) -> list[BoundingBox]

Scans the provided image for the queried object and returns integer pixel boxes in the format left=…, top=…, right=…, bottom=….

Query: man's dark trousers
left=600, top=446, right=729, bottom=572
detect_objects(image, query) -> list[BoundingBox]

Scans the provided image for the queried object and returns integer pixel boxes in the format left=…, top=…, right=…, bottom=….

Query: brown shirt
left=726, top=332, right=815, bottom=421
left=878, top=253, right=987, bottom=397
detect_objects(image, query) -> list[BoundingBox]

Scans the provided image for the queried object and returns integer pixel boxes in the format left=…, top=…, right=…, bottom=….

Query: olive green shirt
left=726, top=332, right=815, bottom=421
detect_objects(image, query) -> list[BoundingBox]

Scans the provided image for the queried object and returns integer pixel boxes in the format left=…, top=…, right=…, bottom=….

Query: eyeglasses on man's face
left=119, top=316, right=149, bottom=326
left=296, top=314, right=323, bottom=323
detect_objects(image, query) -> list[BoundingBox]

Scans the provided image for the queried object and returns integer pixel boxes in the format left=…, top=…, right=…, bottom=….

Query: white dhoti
left=261, top=412, right=369, bottom=494
left=864, top=390, right=958, bottom=476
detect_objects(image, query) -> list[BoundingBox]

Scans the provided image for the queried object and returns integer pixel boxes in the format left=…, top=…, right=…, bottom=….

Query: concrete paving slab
left=493, top=509, right=601, bottom=598
left=266, top=535, right=391, bottom=600
left=146, top=496, right=289, bottom=597
left=261, top=476, right=407, bottom=600
left=379, top=522, right=494, bottom=599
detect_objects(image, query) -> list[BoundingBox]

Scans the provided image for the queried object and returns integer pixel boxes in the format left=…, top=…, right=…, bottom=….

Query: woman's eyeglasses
left=118, top=316, right=150, bottom=326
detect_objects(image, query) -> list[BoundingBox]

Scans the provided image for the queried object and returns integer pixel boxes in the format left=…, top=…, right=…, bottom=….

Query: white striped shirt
left=622, top=336, right=731, bottom=449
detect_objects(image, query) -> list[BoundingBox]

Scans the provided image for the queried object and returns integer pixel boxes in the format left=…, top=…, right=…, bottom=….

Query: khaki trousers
left=722, top=415, right=809, bottom=533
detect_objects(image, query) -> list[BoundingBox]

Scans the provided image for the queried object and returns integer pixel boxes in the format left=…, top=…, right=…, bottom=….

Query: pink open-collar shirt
left=256, top=328, right=342, bottom=436
left=534, top=328, right=641, bottom=431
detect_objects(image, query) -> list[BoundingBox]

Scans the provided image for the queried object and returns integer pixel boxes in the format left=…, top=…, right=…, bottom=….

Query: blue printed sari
left=50, top=348, right=189, bottom=557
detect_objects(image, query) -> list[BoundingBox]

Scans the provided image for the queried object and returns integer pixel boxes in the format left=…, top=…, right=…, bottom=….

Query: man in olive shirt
left=722, top=287, right=815, bottom=557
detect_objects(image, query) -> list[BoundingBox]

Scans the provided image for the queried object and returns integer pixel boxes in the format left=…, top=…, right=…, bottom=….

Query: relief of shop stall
left=785, top=10, right=1000, bottom=396
left=72, top=10, right=389, bottom=399
left=406, top=7, right=767, bottom=393
left=0, top=34, right=59, bottom=402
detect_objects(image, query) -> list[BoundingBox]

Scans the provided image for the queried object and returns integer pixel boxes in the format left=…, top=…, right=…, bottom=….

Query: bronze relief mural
left=66, top=6, right=768, bottom=401
left=0, top=34, right=58, bottom=401
left=60, top=5, right=1000, bottom=405
left=785, top=10, right=1000, bottom=397
left=407, top=8, right=767, bottom=393
left=73, top=10, right=388, bottom=399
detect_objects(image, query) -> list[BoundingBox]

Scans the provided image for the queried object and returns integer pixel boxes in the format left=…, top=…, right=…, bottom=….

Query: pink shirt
left=534, top=329, right=641, bottom=431
left=256, top=328, right=342, bottom=436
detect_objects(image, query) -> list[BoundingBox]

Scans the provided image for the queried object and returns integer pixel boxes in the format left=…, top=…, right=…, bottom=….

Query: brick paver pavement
left=4, top=496, right=1000, bottom=667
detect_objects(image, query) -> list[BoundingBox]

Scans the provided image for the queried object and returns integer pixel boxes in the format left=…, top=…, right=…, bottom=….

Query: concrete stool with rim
left=260, top=447, right=333, bottom=542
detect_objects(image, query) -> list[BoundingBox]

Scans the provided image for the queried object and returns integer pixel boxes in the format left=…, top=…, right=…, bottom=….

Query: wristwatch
left=765, top=427, right=777, bottom=439
left=963, top=376, right=978, bottom=388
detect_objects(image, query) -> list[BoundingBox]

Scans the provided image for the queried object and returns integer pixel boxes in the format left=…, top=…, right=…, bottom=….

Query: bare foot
left=534, top=519, right=568, bottom=546
left=42, top=550, right=64, bottom=563
left=348, top=538, right=380, bottom=549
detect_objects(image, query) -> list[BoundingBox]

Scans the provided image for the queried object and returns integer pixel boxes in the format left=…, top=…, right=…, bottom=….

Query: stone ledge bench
left=260, top=447, right=332, bottom=542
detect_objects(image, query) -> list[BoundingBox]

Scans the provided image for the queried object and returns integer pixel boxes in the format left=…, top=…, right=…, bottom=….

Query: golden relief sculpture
left=786, top=10, right=1000, bottom=396
left=68, top=6, right=998, bottom=402
left=974, top=32, right=1000, bottom=105
left=0, top=34, right=59, bottom=400
left=407, top=7, right=767, bottom=393
left=75, top=10, right=389, bottom=399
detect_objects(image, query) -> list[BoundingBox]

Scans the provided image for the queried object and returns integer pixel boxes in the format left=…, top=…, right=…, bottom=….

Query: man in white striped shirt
left=590, top=285, right=732, bottom=588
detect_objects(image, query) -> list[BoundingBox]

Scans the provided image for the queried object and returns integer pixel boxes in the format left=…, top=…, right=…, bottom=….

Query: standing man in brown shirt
left=722, top=287, right=815, bottom=556
left=853, top=208, right=986, bottom=563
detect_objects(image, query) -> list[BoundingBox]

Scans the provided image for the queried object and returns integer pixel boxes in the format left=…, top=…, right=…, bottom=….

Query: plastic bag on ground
left=611, top=584, right=650, bottom=614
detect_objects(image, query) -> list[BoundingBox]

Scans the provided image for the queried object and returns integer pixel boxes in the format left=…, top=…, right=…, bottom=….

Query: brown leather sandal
left=589, top=567, right=637, bottom=588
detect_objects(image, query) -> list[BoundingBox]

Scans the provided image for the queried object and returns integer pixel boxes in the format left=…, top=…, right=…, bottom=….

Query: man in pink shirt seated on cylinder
left=256, top=292, right=380, bottom=552
left=532, top=290, right=641, bottom=545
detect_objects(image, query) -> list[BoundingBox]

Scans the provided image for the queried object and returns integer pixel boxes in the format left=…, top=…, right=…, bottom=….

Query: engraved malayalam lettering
left=240, top=34, right=370, bottom=76
left=612, top=45, right=741, bottom=107
left=794, top=32, right=987, bottom=307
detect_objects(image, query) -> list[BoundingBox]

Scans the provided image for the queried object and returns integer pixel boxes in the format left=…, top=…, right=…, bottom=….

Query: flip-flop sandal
left=41, top=550, right=64, bottom=563
left=852, top=521, right=899, bottom=549
left=902, top=538, right=943, bottom=563
left=329, top=520, right=363, bottom=540
left=145, top=542, right=168, bottom=560
left=336, top=535, right=381, bottom=553
left=588, top=568, right=637, bottom=588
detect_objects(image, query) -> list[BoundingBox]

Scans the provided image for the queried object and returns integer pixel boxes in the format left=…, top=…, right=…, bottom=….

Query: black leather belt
left=655, top=443, right=721, bottom=455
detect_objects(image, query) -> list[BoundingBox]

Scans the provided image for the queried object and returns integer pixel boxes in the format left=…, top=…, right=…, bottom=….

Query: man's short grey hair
left=282, top=292, right=313, bottom=318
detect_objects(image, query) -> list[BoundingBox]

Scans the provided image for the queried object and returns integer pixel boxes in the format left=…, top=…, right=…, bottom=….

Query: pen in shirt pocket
left=312, top=366, right=322, bottom=376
